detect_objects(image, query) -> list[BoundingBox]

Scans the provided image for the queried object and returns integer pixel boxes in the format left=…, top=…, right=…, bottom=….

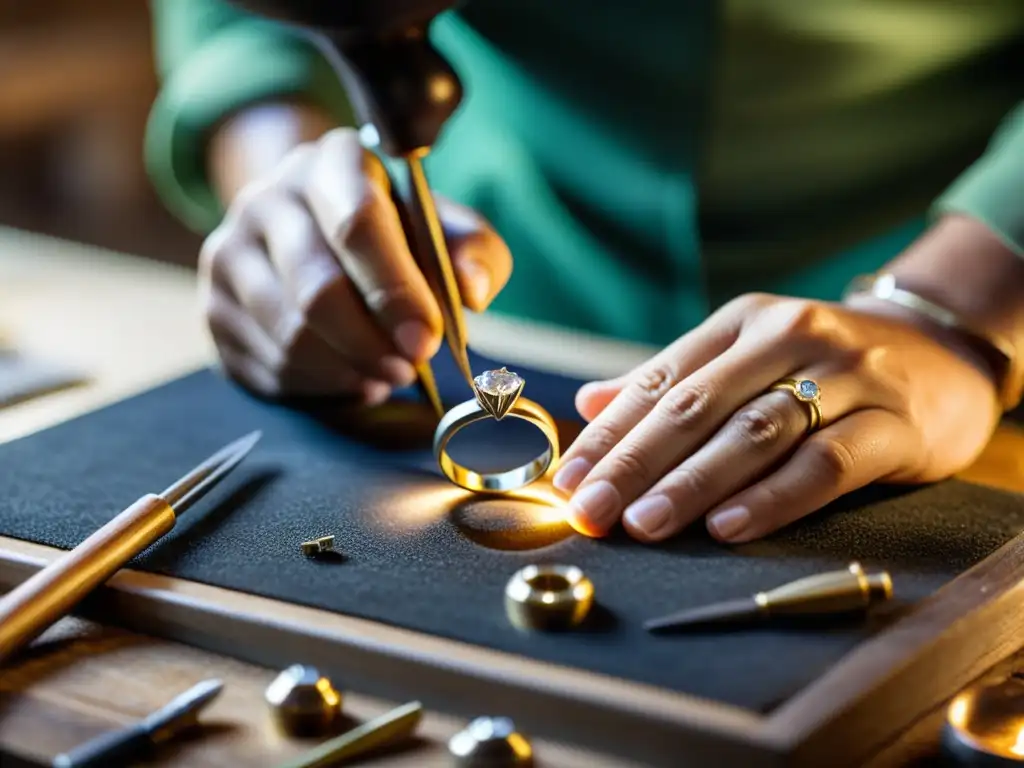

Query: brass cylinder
left=504, top=564, right=594, bottom=631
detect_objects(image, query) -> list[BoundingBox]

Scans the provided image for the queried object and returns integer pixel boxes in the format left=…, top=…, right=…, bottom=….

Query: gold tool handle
left=277, top=700, right=423, bottom=768
left=0, top=493, right=176, bottom=664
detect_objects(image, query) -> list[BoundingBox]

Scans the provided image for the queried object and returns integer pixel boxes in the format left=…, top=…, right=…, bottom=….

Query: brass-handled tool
left=644, top=562, right=893, bottom=633
left=52, top=678, right=223, bottom=767
left=0, top=432, right=261, bottom=664
left=276, top=700, right=423, bottom=768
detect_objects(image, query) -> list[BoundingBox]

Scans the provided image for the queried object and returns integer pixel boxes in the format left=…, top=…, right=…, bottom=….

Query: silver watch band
left=844, top=272, right=1020, bottom=410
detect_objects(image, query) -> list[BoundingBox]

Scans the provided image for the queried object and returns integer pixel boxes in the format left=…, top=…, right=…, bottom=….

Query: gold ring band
left=433, top=367, right=560, bottom=493
left=504, top=564, right=594, bottom=631
left=770, top=377, right=823, bottom=433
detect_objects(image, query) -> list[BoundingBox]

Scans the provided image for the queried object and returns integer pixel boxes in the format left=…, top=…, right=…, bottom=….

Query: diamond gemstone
left=474, top=367, right=523, bottom=396
left=798, top=379, right=819, bottom=399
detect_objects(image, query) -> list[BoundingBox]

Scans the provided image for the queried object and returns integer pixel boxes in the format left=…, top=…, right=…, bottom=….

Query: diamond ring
left=770, top=377, right=823, bottom=433
left=433, top=367, right=560, bottom=492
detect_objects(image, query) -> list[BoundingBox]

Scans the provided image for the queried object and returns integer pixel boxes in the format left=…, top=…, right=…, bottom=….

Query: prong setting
left=473, top=367, right=525, bottom=420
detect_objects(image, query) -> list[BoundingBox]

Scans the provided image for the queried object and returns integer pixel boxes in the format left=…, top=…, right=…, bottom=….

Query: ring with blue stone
left=770, top=377, right=823, bottom=433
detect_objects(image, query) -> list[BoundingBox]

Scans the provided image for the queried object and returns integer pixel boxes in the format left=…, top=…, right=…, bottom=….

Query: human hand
left=552, top=293, right=1002, bottom=544
left=199, top=127, right=511, bottom=401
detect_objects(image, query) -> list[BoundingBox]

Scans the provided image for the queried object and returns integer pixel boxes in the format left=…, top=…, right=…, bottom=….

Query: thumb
left=438, top=197, right=513, bottom=312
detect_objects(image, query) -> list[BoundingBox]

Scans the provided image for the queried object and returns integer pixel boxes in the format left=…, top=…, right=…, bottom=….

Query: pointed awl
left=644, top=562, right=893, bottom=633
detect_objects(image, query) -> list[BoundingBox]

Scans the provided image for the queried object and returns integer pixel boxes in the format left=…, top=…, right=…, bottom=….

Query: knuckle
left=769, top=301, right=854, bottom=350
left=666, top=463, right=712, bottom=499
left=736, top=292, right=773, bottom=312
left=232, top=178, right=278, bottom=219
left=659, top=382, right=714, bottom=429
left=610, top=445, right=653, bottom=488
left=586, top=419, right=629, bottom=456
left=294, top=266, right=348, bottom=319
left=276, top=142, right=316, bottom=179
left=333, top=182, right=385, bottom=249
left=805, top=436, right=856, bottom=483
left=626, top=365, right=677, bottom=408
left=772, top=300, right=824, bottom=341
left=734, top=406, right=785, bottom=448
left=204, top=294, right=231, bottom=335
left=720, top=291, right=772, bottom=319
left=361, top=280, right=420, bottom=318
left=198, top=227, right=235, bottom=286
left=273, top=312, right=306, bottom=357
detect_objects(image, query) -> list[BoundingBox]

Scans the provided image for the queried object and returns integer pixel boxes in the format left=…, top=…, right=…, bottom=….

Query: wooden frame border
left=3, top=529, right=1024, bottom=767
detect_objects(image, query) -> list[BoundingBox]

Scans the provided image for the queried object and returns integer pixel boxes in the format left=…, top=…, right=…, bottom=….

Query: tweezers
left=385, top=152, right=474, bottom=418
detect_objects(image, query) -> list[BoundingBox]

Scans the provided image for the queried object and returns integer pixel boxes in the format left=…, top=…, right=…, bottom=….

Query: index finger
left=304, top=130, right=443, bottom=363
left=552, top=301, right=747, bottom=495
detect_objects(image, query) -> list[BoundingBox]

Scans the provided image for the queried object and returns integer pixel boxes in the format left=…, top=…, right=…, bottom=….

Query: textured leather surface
left=1, top=350, right=1023, bottom=713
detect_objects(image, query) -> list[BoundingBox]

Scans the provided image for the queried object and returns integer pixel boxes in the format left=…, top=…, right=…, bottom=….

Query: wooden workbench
left=1, top=226, right=1023, bottom=767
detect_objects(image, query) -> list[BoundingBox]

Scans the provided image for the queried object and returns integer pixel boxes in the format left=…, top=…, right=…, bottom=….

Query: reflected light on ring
left=948, top=695, right=970, bottom=729
left=378, top=483, right=468, bottom=529
left=1011, top=726, right=1024, bottom=757
left=373, top=479, right=570, bottom=531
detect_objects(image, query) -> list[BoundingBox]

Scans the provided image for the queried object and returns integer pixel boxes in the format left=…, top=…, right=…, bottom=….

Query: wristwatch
left=844, top=272, right=1023, bottom=412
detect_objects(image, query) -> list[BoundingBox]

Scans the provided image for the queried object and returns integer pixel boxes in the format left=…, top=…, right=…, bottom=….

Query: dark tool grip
left=318, top=26, right=463, bottom=156
left=52, top=724, right=151, bottom=767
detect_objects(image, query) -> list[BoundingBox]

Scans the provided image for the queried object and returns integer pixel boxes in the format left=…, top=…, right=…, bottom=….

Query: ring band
left=433, top=367, right=560, bottom=492
left=770, top=377, right=823, bottom=433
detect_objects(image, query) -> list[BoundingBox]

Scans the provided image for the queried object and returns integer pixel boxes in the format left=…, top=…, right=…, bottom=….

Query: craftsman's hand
left=552, top=292, right=1002, bottom=544
left=199, top=126, right=511, bottom=400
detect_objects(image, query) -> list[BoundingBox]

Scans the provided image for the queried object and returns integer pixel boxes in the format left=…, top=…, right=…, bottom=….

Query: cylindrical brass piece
left=448, top=716, right=534, bottom=767
left=265, top=665, right=343, bottom=736
left=757, top=561, right=893, bottom=616
left=504, top=564, right=594, bottom=631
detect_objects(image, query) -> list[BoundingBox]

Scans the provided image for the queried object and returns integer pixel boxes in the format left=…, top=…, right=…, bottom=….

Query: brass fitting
left=448, top=716, right=534, bottom=766
left=504, top=564, right=594, bottom=631
left=265, top=664, right=343, bottom=736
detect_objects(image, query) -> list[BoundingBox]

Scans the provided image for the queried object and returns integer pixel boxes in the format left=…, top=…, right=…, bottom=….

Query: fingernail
left=569, top=481, right=620, bottom=529
left=394, top=320, right=435, bottom=361
left=624, top=495, right=674, bottom=538
left=379, top=355, right=417, bottom=386
left=363, top=380, right=392, bottom=406
left=707, top=507, right=750, bottom=541
left=461, top=259, right=491, bottom=308
left=552, top=457, right=592, bottom=494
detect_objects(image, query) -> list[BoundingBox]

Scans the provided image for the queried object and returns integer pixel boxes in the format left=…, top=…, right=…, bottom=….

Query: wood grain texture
left=0, top=616, right=646, bottom=768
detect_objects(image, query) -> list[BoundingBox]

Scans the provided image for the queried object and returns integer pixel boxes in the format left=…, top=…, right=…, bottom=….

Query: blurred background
left=0, top=1, right=203, bottom=268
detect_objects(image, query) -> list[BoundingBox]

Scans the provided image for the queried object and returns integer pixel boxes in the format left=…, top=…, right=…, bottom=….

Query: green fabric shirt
left=145, top=0, right=1024, bottom=347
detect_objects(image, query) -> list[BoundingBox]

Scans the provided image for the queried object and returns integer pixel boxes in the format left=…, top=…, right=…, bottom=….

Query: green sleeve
left=933, top=102, right=1024, bottom=257
left=145, top=0, right=352, bottom=233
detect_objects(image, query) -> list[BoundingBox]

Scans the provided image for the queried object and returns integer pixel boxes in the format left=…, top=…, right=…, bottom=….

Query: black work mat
left=1, top=353, right=1024, bottom=714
